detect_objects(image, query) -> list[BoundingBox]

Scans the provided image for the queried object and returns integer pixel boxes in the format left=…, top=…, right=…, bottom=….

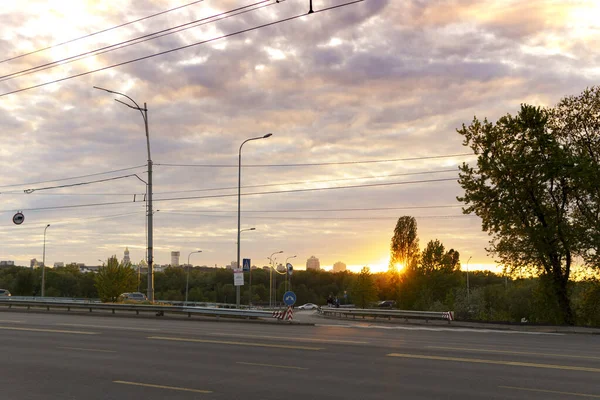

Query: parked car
left=377, top=300, right=396, bottom=308
left=0, top=289, right=11, bottom=297
left=297, top=303, right=319, bottom=310
left=119, top=292, right=147, bottom=302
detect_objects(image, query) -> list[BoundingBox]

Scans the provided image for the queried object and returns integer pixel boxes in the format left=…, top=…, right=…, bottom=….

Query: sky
left=0, top=0, right=599, bottom=273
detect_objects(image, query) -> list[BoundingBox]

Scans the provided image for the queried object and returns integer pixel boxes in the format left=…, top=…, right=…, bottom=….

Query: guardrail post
left=112, top=308, right=115, bottom=314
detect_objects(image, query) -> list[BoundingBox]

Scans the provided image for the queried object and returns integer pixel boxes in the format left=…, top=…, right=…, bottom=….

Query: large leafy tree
left=457, top=104, right=580, bottom=324
left=95, top=256, right=137, bottom=302
left=389, top=216, right=420, bottom=271
left=550, top=87, right=600, bottom=267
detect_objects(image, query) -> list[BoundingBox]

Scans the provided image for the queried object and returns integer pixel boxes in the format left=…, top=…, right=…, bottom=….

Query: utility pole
left=94, top=86, right=154, bottom=301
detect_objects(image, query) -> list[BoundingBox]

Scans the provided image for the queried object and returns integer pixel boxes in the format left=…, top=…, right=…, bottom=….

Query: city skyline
left=1, top=1, right=598, bottom=275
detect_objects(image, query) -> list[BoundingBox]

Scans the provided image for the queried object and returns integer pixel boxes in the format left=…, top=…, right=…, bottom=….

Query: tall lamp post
left=94, top=86, right=155, bottom=302
left=466, top=256, right=472, bottom=304
left=41, top=224, right=50, bottom=297
left=240, top=227, right=256, bottom=306
left=285, top=255, right=296, bottom=291
left=236, top=133, right=272, bottom=306
left=268, top=250, right=283, bottom=308
left=186, top=250, right=202, bottom=305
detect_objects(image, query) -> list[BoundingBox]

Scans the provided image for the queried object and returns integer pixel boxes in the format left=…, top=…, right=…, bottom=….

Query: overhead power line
left=1, top=168, right=458, bottom=196
left=157, top=211, right=475, bottom=221
left=156, top=153, right=473, bottom=168
left=159, top=205, right=464, bottom=214
left=0, top=1, right=273, bottom=83
left=0, top=0, right=364, bottom=97
left=0, top=0, right=206, bottom=64
left=0, top=164, right=146, bottom=190
left=0, top=176, right=457, bottom=214
left=22, top=174, right=145, bottom=194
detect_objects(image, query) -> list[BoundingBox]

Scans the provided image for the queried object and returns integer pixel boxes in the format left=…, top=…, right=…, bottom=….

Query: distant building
left=80, top=265, right=100, bottom=273
left=262, top=266, right=270, bottom=271
left=306, top=256, right=321, bottom=271
left=227, top=261, right=238, bottom=270
left=30, top=258, right=38, bottom=269
left=0, top=261, right=15, bottom=267
left=123, top=247, right=131, bottom=265
left=276, top=263, right=286, bottom=272
left=333, top=261, right=347, bottom=273
left=171, top=251, right=180, bottom=267
left=53, top=262, right=65, bottom=268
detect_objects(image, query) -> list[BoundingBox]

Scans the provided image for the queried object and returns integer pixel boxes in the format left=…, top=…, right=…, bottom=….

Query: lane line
left=0, top=320, right=24, bottom=323
left=58, top=346, right=116, bottom=353
left=212, top=332, right=369, bottom=344
left=0, top=326, right=98, bottom=335
left=500, top=385, right=600, bottom=398
left=56, top=323, right=160, bottom=332
left=315, top=323, right=563, bottom=335
left=428, top=346, right=600, bottom=361
left=113, top=381, right=212, bottom=394
left=386, top=353, right=600, bottom=373
left=237, top=361, right=308, bottom=370
left=147, top=336, right=323, bottom=351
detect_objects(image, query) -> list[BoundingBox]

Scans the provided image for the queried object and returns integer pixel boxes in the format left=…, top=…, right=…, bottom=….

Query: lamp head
left=263, top=133, right=273, bottom=138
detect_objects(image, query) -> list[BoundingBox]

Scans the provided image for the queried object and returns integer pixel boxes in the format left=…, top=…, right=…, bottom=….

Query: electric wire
left=0, top=0, right=365, bottom=97
left=0, top=1, right=273, bottom=83
left=156, top=153, right=473, bottom=168
left=0, top=164, right=146, bottom=190
left=0, top=0, right=206, bottom=64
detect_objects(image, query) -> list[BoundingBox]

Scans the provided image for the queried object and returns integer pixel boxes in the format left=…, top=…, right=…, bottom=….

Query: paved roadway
left=1, top=309, right=599, bottom=399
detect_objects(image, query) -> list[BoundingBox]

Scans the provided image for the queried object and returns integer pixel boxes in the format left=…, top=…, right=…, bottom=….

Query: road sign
left=286, top=263, right=293, bottom=276
left=283, top=291, right=296, bottom=306
left=12, top=212, right=24, bottom=225
left=233, top=269, right=244, bottom=286
left=243, top=258, right=251, bottom=272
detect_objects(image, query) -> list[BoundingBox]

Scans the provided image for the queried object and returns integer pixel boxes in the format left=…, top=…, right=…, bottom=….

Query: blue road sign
left=243, top=258, right=251, bottom=272
left=283, top=291, right=297, bottom=306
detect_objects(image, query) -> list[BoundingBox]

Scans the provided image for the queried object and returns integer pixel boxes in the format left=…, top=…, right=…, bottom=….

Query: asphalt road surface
left=1, top=310, right=599, bottom=399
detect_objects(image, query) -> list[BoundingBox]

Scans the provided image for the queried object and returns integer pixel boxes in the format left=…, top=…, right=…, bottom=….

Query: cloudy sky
left=0, top=0, right=598, bottom=273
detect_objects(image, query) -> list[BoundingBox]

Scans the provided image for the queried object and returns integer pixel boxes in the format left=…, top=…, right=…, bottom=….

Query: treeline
left=1, top=263, right=599, bottom=326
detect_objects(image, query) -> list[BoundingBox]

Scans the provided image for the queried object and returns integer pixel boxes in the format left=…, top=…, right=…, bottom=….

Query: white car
left=297, top=303, right=319, bottom=310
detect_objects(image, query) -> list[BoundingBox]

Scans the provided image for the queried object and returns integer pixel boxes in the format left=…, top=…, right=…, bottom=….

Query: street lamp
left=41, top=224, right=50, bottom=297
left=185, top=250, right=202, bottom=305
left=236, top=133, right=272, bottom=306
left=94, top=86, right=155, bottom=302
left=285, top=255, right=297, bottom=291
left=268, top=250, right=283, bottom=308
left=466, top=256, right=472, bottom=304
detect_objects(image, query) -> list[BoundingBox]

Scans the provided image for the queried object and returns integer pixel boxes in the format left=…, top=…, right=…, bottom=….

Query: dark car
left=119, top=292, right=147, bottom=302
left=378, top=300, right=396, bottom=308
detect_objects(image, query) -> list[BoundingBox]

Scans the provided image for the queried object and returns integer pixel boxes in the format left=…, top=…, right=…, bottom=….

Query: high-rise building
left=333, top=261, right=347, bottom=272
left=123, top=247, right=131, bottom=265
left=171, top=251, right=180, bottom=267
left=53, top=262, right=65, bottom=268
left=30, top=258, right=38, bottom=269
left=276, top=263, right=286, bottom=272
left=306, top=256, right=321, bottom=271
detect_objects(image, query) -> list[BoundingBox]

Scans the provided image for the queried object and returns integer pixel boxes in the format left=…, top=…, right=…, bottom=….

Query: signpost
left=283, top=291, right=296, bottom=306
left=233, top=268, right=244, bottom=286
left=243, top=258, right=251, bottom=272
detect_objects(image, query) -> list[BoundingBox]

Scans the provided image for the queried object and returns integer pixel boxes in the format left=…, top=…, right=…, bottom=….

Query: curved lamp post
left=41, top=224, right=50, bottom=297
left=268, top=250, right=283, bottom=308
left=186, top=250, right=202, bottom=305
left=285, top=255, right=297, bottom=291
left=94, top=86, right=155, bottom=301
left=236, top=133, right=272, bottom=306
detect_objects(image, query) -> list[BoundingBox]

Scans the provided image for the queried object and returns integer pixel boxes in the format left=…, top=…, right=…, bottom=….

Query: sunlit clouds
left=0, top=0, right=598, bottom=271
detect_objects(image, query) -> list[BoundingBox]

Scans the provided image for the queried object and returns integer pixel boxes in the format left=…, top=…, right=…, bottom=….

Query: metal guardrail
left=6, top=296, right=100, bottom=303
left=0, top=299, right=273, bottom=319
left=319, top=307, right=454, bottom=323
